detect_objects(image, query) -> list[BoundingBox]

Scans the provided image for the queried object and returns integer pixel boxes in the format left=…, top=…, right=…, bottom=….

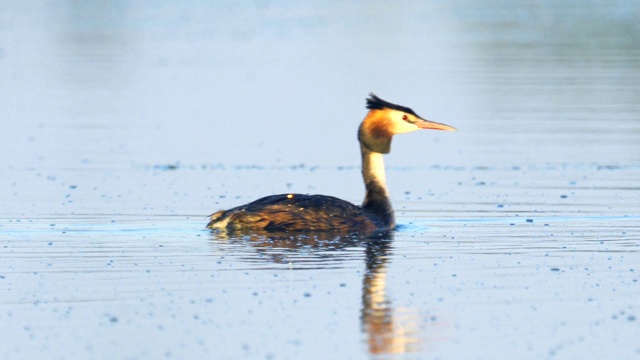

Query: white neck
left=362, top=146, right=387, bottom=192
left=360, top=145, right=394, bottom=229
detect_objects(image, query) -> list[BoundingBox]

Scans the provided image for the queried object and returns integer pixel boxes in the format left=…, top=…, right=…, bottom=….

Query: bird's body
left=207, top=94, right=455, bottom=235
left=208, top=193, right=382, bottom=234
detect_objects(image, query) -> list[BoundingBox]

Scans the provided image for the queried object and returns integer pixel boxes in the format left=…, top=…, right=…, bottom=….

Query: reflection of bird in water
left=207, top=94, right=456, bottom=235
left=362, top=238, right=422, bottom=354
left=209, top=230, right=448, bottom=355
left=211, top=230, right=368, bottom=265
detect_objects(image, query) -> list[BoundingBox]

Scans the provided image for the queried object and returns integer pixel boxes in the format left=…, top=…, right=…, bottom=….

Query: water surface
left=1, top=1, right=639, bottom=359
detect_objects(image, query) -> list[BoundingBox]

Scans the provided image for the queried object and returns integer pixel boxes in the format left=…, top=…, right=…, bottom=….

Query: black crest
left=366, top=93, right=418, bottom=116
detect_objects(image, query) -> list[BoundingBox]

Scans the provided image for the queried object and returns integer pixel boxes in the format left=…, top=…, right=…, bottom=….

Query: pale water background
left=1, top=1, right=639, bottom=359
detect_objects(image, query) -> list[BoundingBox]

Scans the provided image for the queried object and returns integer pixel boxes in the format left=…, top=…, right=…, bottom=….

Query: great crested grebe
left=207, top=94, right=456, bottom=235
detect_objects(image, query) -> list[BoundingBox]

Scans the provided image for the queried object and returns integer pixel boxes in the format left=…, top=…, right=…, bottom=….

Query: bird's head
left=358, top=93, right=456, bottom=153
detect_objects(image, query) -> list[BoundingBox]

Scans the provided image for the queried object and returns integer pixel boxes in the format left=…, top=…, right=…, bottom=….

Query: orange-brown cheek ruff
left=207, top=93, right=456, bottom=236
left=358, top=114, right=393, bottom=154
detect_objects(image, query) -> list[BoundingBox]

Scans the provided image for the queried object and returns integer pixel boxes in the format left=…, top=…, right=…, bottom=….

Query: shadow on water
left=209, top=230, right=445, bottom=355
left=209, top=229, right=371, bottom=267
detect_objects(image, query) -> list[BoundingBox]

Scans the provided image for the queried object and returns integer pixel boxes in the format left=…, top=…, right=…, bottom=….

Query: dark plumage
left=207, top=194, right=381, bottom=234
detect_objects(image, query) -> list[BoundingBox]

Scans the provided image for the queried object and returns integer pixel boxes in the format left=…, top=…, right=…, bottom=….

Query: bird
left=207, top=93, right=456, bottom=235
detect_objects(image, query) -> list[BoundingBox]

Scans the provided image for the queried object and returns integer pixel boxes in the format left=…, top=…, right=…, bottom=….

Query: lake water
left=1, top=1, right=639, bottom=359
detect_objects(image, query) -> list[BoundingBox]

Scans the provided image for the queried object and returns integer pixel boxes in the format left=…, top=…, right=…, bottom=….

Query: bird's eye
left=402, top=114, right=408, bottom=121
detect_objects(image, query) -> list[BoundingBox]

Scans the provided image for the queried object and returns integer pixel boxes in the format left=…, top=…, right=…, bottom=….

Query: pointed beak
left=416, top=118, right=457, bottom=131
